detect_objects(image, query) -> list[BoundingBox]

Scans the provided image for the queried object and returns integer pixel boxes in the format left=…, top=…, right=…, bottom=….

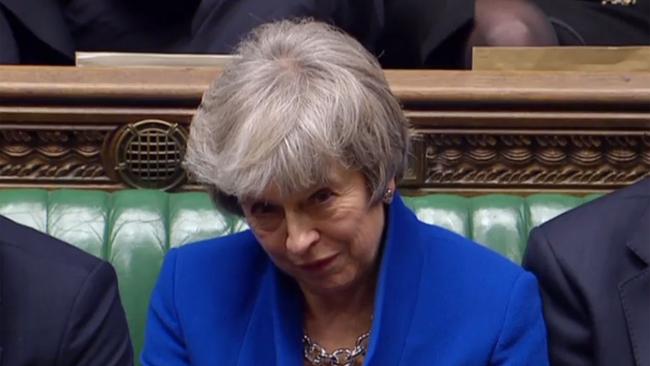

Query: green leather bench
left=0, top=189, right=599, bottom=364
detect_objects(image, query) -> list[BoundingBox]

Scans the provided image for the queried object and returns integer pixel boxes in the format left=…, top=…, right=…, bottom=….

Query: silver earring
left=383, top=188, right=394, bottom=204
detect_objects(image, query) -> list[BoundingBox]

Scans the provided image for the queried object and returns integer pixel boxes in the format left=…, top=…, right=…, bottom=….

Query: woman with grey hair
left=142, top=20, right=549, bottom=366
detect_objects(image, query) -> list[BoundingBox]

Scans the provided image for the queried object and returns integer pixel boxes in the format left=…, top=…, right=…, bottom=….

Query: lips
left=299, top=254, right=338, bottom=272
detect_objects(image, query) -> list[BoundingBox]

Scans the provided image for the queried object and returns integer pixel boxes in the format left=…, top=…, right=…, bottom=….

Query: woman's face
left=240, top=165, right=388, bottom=295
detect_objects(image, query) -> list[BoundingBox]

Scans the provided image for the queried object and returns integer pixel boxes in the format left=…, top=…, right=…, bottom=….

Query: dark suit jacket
left=0, top=215, right=133, bottom=365
left=0, top=0, right=198, bottom=64
left=523, top=178, right=650, bottom=366
left=0, top=0, right=74, bottom=63
left=0, top=0, right=473, bottom=68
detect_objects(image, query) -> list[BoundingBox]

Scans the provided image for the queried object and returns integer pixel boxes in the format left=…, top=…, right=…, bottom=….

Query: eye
left=310, top=188, right=334, bottom=204
left=250, top=201, right=280, bottom=216
left=246, top=201, right=284, bottom=232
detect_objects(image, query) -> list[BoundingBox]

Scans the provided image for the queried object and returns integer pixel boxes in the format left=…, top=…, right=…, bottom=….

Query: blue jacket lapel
left=237, top=265, right=303, bottom=366
left=270, top=268, right=304, bottom=366
left=365, top=195, right=424, bottom=366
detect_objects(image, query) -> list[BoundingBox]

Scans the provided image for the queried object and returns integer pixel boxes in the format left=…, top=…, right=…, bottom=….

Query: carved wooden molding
left=0, top=129, right=109, bottom=183
left=402, top=130, right=650, bottom=192
left=1, top=66, right=649, bottom=193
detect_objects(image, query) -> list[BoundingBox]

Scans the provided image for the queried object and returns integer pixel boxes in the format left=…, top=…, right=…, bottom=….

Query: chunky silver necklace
left=303, top=331, right=370, bottom=366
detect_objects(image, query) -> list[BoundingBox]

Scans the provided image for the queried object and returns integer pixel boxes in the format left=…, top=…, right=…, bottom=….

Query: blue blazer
left=142, top=196, right=549, bottom=365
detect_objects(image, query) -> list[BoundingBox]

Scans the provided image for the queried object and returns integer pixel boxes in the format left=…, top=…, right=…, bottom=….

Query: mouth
left=299, top=254, right=338, bottom=272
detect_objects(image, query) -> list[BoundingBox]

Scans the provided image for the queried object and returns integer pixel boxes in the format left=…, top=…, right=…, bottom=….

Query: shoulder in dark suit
left=0, top=215, right=133, bottom=365
left=523, top=178, right=650, bottom=366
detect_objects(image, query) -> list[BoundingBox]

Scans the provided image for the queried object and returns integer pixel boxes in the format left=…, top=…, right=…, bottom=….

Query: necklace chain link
left=303, top=331, right=370, bottom=366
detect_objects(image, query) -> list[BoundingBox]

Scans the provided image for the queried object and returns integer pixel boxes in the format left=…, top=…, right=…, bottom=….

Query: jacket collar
left=267, top=194, right=423, bottom=366
left=625, top=178, right=650, bottom=266
left=621, top=198, right=650, bottom=366
left=626, top=207, right=650, bottom=267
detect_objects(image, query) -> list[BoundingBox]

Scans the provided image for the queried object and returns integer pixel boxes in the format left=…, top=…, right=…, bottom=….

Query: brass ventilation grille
left=107, top=120, right=188, bottom=190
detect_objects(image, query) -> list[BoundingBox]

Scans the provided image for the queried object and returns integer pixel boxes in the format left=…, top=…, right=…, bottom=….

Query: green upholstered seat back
left=0, top=189, right=599, bottom=364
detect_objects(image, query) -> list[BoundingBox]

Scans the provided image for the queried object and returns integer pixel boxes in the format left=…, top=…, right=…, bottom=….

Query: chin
left=307, top=272, right=359, bottom=294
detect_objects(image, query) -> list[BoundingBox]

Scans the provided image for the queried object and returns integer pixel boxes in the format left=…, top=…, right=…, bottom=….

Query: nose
left=284, top=210, right=319, bottom=256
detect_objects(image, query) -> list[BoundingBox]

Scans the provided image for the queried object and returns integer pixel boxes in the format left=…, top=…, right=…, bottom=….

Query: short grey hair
left=185, top=19, right=410, bottom=215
